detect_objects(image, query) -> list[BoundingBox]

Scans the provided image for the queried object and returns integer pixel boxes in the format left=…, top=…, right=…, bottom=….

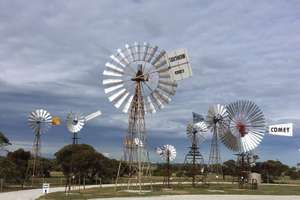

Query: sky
left=0, top=0, right=300, bottom=166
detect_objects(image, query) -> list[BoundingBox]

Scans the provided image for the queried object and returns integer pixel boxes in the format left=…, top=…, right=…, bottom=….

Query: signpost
left=166, top=49, right=192, bottom=81
left=42, top=183, right=50, bottom=194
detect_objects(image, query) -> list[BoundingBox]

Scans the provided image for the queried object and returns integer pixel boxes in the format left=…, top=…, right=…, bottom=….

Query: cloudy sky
left=0, top=0, right=299, bottom=165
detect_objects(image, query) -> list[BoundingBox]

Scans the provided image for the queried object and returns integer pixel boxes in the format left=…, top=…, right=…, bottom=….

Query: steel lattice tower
left=208, top=127, right=223, bottom=177
left=183, top=131, right=205, bottom=186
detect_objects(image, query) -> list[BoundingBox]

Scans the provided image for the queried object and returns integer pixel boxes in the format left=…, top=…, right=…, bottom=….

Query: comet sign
left=268, top=123, right=293, bottom=137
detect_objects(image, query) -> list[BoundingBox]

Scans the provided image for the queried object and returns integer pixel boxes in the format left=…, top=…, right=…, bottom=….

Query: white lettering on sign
left=268, top=123, right=293, bottom=137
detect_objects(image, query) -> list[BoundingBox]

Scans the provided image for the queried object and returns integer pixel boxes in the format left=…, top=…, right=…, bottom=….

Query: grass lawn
left=37, top=183, right=300, bottom=200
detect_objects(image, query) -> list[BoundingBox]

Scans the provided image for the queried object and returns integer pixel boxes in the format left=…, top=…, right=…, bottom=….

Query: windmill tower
left=156, top=144, right=176, bottom=188
left=206, top=104, right=229, bottom=179
left=220, top=100, right=265, bottom=188
left=28, top=109, right=60, bottom=177
left=66, top=111, right=101, bottom=144
left=102, top=42, right=192, bottom=191
left=183, top=112, right=208, bottom=187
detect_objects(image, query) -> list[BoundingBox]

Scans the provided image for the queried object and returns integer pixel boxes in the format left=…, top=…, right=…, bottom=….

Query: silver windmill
left=28, top=109, right=53, bottom=177
left=103, top=42, right=192, bottom=190
left=206, top=104, right=229, bottom=177
left=66, top=111, right=101, bottom=144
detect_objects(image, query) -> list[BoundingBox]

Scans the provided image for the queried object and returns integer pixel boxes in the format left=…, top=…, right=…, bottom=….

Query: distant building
left=249, top=172, right=261, bottom=184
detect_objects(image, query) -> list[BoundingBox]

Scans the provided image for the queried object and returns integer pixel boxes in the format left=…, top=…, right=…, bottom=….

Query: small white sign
left=166, top=49, right=192, bottom=81
left=269, top=123, right=293, bottom=137
left=42, top=183, right=50, bottom=194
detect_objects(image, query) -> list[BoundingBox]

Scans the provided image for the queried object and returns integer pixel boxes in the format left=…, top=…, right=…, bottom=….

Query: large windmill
left=66, top=111, right=102, bottom=144
left=28, top=109, right=60, bottom=177
left=156, top=144, right=177, bottom=188
left=102, top=42, right=192, bottom=190
left=206, top=104, right=229, bottom=179
left=220, top=100, right=266, bottom=187
left=183, top=112, right=208, bottom=187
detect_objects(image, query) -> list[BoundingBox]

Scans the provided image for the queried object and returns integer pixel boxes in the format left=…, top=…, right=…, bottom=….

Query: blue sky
left=0, top=0, right=300, bottom=165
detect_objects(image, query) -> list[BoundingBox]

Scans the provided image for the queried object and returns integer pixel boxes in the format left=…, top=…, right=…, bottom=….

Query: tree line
left=1, top=131, right=300, bottom=189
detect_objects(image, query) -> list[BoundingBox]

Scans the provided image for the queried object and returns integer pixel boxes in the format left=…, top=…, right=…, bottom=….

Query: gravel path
left=91, top=195, right=300, bottom=200
left=0, top=185, right=103, bottom=200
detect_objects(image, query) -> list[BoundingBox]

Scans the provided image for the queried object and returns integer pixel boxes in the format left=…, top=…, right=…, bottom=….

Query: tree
left=55, top=144, right=121, bottom=184
left=0, top=157, right=18, bottom=182
left=253, top=160, right=289, bottom=183
left=6, top=149, right=31, bottom=187
left=0, top=132, right=11, bottom=154
left=223, top=160, right=237, bottom=177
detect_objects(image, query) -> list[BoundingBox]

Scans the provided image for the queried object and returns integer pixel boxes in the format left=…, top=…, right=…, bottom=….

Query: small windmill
left=183, top=112, right=208, bottom=187
left=102, top=42, right=192, bottom=190
left=156, top=144, right=176, bottom=188
left=220, top=100, right=265, bottom=187
left=206, top=104, right=229, bottom=179
left=28, top=109, right=60, bottom=177
left=66, top=111, right=101, bottom=144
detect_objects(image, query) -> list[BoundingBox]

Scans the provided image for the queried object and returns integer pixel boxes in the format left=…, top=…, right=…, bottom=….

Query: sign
left=268, top=123, right=293, bottom=137
left=42, top=183, right=50, bottom=194
left=166, top=49, right=192, bottom=81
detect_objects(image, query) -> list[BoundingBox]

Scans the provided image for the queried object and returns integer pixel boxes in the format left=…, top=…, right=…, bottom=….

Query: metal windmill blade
left=206, top=104, right=229, bottom=134
left=66, top=112, right=85, bottom=133
left=186, top=121, right=208, bottom=144
left=28, top=109, right=52, bottom=134
left=221, top=100, right=266, bottom=153
left=102, top=42, right=177, bottom=114
left=156, top=144, right=177, bottom=161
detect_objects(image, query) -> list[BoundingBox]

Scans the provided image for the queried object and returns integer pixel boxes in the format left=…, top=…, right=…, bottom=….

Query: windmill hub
left=131, top=64, right=149, bottom=82
left=236, top=121, right=247, bottom=137
left=72, top=119, right=78, bottom=125
left=213, top=115, right=222, bottom=124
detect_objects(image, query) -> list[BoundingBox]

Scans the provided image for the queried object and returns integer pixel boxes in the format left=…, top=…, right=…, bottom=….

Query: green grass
left=37, top=183, right=300, bottom=200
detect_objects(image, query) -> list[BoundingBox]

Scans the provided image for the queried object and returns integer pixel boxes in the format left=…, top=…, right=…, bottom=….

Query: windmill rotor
left=66, top=110, right=101, bottom=144
left=28, top=109, right=52, bottom=134
left=206, top=104, right=229, bottom=133
left=156, top=144, right=177, bottom=161
left=103, top=42, right=177, bottom=114
left=187, top=121, right=208, bottom=143
left=66, top=112, right=85, bottom=133
left=221, top=100, right=266, bottom=153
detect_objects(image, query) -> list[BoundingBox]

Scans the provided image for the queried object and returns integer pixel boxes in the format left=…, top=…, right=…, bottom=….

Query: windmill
left=220, top=100, right=266, bottom=187
left=206, top=104, right=229, bottom=179
left=102, top=42, right=192, bottom=190
left=183, top=112, right=208, bottom=187
left=156, top=144, right=176, bottom=188
left=28, top=109, right=60, bottom=177
left=66, top=111, right=101, bottom=144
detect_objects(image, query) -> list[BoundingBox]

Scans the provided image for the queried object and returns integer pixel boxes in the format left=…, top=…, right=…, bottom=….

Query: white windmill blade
left=84, top=110, right=102, bottom=122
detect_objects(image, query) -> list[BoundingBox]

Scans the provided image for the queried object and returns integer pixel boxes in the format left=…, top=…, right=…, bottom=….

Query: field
left=37, top=183, right=300, bottom=200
